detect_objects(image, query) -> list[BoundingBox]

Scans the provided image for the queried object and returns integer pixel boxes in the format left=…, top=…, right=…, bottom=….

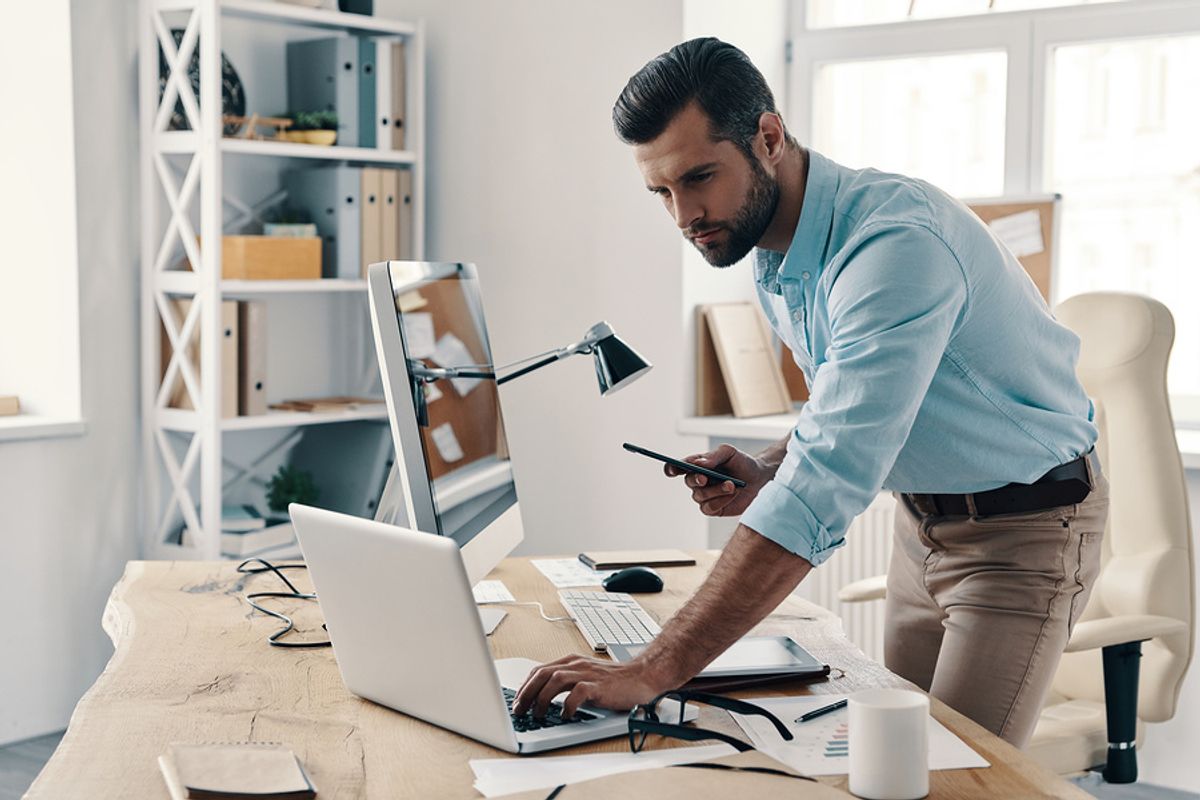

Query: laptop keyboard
left=503, top=687, right=596, bottom=732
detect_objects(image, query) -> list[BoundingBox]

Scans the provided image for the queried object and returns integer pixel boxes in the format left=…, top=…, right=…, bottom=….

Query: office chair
left=839, top=292, right=1194, bottom=783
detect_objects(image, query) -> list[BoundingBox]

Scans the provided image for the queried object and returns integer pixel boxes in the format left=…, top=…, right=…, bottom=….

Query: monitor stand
left=479, top=607, right=506, bottom=635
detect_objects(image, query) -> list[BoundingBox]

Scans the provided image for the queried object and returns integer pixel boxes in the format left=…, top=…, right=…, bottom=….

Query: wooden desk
left=29, top=554, right=1087, bottom=799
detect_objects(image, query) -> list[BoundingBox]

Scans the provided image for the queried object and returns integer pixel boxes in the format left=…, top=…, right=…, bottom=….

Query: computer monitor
left=366, top=261, right=524, bottom=585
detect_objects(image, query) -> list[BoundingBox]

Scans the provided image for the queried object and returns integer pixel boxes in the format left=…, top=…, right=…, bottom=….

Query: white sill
left=0, top=414, right=86, bottom=442
left=680, top=412, right=1200, bottom=472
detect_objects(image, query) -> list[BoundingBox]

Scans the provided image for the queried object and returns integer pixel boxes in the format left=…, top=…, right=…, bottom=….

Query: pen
left=795, top=698, right=847, bottom=723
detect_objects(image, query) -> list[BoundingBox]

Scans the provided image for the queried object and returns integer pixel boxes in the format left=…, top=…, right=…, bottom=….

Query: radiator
left=793, top=492, right=895, bottom=663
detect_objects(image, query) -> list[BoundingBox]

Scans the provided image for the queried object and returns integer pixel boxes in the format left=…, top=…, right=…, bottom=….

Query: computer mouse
left=602, top=566, right=664, bottom=594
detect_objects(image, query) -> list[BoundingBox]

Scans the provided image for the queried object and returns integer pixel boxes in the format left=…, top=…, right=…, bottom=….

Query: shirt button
left=792, top=310, right=803, bottom=323
left=801, top=271, right=811, bottom=280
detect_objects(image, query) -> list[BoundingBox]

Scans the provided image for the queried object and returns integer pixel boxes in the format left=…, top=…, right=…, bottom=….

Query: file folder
left=163, top=298, right=239, bottom=418
left=358, top=38, right=377, bottom=148
left=284, top=166, right=362, bottom=279
left=381, top=169, right=399, bottom=261
left=397, top=168, right=415, bottom=260
left=360, top=168, right=384, bottom=276
left=287, top=37, right=360, bottom=147
left=238, top=301, right=268, bottom=417
left=391, top=41, right=406, bottom=149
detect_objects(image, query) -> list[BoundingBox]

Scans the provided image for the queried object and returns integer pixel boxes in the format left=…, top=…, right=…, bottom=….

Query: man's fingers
left=562, top=682, right=598, bottom=720
left=684, top=473, right=709, bottom=489
left=690, top=482, right=734, bottom=504
left=514, top=657, right=579, bottom=714
left=531, top=670, right=583, bottom=718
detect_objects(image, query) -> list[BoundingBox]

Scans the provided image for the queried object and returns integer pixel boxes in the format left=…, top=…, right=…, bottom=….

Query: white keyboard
left=557, top=590, right=662, bottom=652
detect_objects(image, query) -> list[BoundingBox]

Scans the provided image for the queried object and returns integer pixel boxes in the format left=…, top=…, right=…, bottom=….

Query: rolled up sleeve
left=741, top=224, right=967, bottom=565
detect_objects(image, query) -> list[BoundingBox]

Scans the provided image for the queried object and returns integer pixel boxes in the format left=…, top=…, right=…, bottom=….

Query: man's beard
left=689, top=155, right=780, bottom=268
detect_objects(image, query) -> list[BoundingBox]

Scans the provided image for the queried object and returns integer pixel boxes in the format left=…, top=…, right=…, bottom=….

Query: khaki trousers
left=883, top=475, right=1108, bottom=747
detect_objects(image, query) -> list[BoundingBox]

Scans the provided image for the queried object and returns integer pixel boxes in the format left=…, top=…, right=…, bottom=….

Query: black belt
left=904, top=449, right=1099, bottom=518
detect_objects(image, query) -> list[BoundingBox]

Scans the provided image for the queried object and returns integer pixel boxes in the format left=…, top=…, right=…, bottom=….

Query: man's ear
left=757, top=112, right=788, bottom=165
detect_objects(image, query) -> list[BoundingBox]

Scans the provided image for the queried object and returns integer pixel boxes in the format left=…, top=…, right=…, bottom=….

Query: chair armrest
left=1064, top=615, right=1188, bottom=653
left=838, top=574, right=887, bottom=603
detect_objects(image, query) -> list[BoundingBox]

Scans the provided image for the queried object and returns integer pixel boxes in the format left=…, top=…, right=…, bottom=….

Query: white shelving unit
left=139, top=0, right=425, bottom=558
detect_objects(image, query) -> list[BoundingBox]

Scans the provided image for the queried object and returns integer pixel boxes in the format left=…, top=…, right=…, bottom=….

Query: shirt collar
left=754, top=149, right=838, bottom=293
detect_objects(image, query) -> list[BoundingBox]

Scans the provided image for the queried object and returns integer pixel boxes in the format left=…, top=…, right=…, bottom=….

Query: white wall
left=379, top=0, right=699, bottom=555
left=0, top=0, right=140, bottom=745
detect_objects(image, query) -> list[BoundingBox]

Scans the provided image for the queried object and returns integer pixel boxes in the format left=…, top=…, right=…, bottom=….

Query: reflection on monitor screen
left=368, top=262, right=525, bottom=583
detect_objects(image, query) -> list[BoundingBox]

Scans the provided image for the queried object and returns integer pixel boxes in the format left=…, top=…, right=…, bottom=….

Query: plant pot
left=305, top=130, right=338, bottom=146
left=280, top=130, right=309, bottom=143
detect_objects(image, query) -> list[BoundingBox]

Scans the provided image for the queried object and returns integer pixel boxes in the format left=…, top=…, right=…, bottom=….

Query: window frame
left=788, top=0, right=1200, bottom=423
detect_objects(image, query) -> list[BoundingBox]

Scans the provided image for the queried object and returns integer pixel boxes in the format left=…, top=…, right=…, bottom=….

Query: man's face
left=634, top=103, right=779, bottom=267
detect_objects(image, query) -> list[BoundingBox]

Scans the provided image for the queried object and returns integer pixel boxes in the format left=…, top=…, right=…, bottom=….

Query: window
left=813, top=51, right=1007, bottom=197
left=790, top=0, right=1200, bottom=420
left=806, top=0, right=1119, bottom=29
left=0, top=0, right=84, bottom=440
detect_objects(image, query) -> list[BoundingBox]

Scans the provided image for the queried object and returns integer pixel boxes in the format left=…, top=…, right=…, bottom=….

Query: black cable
left=237, top=558, right=331, bottom=649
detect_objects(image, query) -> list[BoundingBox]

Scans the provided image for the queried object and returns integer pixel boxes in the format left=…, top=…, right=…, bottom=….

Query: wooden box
left=189, top=236, right=322, bottom=280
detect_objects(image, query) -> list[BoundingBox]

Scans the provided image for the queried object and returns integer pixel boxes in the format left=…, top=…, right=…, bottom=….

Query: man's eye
left=691, top=173, right=713, bottom=183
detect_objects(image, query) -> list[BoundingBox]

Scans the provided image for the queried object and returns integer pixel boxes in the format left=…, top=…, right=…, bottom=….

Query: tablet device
left=622, top=442, right=747, bottom=488
left=607, top=636, right=828, bottom=679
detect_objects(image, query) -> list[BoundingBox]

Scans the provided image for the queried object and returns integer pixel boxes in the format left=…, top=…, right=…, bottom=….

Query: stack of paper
left=470, top=744, right=735, bottom=798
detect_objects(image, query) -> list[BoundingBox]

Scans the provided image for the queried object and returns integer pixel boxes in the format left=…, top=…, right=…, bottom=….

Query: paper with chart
left=470, top=743, right=736, bottom=798
left=532, top=558, right=615, bottom=588
left=731, top=695, right=989, bottom=776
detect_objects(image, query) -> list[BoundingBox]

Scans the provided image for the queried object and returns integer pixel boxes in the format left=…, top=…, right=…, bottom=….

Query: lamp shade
left=591, top=333, right=652, bottom=395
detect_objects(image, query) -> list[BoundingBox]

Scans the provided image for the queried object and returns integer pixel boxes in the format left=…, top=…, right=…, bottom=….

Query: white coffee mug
left=848, top=688, right=929, bottom=800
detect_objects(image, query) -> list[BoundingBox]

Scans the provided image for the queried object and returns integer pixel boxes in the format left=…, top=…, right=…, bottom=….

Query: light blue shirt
left=739, top=150, right=1097, bottom=567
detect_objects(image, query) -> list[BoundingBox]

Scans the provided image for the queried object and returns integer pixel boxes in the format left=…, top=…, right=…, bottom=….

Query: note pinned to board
left=402, top=312, right=436, bottom=359
left=424, top=381, right=443, bottom=403
left=431, top=423, right=464, bottom=462
left=431, top=333, right=483, bottom=396
left=987, top=209, right=1044, bottom=258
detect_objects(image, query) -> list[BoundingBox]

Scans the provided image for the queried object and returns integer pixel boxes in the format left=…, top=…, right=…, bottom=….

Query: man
left=514, top=38, right=1107, bottom=748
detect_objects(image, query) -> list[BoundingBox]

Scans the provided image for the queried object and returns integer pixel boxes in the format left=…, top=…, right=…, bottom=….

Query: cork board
left=410, top=277, right=508, bottom=480
left=967, top=195, right=1060, bottom=302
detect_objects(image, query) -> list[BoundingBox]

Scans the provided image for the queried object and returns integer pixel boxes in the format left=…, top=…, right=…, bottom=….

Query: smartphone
left=622, top=442, right=747, bottom=488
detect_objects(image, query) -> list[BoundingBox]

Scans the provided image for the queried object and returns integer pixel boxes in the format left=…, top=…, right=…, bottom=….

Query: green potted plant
left=281, top=110, right=339, bottom=146
left=265, top=464, right=320, bottom=518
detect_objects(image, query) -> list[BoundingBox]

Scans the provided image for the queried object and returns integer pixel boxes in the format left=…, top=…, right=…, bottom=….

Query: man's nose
left=674, top=196, right=703, bottom=231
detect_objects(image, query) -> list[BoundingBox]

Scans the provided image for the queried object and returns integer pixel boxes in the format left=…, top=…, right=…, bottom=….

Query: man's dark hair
left=612, top=37, right=791, bottom=157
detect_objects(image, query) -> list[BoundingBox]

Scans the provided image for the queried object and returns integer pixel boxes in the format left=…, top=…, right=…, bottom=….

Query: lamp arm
left=408, top=325, right=609, bottom=386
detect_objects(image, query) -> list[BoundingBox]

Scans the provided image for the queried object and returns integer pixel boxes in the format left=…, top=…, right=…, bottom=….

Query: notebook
left=577, top=549, right=696, bottom=570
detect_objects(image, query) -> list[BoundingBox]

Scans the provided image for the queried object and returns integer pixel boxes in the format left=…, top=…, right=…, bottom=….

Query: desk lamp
left=407, top=321, right=651, bottom=425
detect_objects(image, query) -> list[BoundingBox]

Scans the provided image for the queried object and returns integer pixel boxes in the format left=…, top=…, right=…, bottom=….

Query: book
left=268, top=396, right=384, bottom=413
left=158, top=742, right=315, bottom=800
left=221, top=520, right=295, bottom=558
left=221, top=504, right=266, bottom=533
left=696, top=302, right=791, bottom=418
left=578, top=549, right=696, bottom=571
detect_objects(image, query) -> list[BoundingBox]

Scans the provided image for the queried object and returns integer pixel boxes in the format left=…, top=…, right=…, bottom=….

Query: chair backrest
left=1051, top=292, right=1194, bottom=722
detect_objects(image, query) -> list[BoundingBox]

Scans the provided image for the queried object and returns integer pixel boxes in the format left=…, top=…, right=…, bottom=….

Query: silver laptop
left=289, top=503, right=691, bottom=754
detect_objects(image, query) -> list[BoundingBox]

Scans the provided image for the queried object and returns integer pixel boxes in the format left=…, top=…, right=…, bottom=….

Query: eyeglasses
left=627, top=690, right=794, bottom=754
